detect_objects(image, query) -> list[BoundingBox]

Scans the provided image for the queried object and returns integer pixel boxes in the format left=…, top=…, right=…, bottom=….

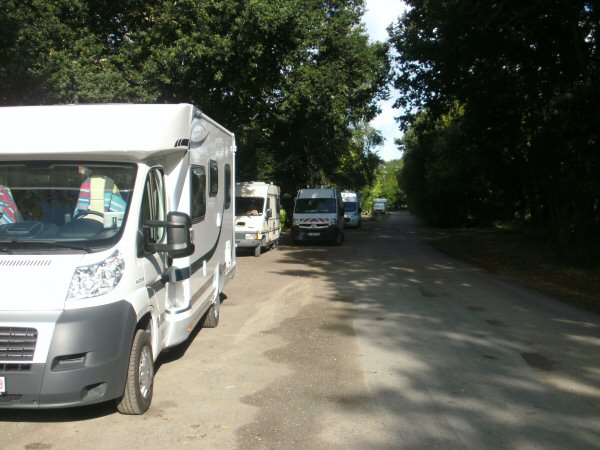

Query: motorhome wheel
left=117, top=329, right=154, bottom=415
left=203, top=294, right=220, bottom=328
left=203, top=272, right=221, bottom=328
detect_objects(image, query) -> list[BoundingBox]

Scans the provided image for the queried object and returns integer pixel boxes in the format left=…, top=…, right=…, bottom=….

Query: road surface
left=2, top=211, right=600, bottom=449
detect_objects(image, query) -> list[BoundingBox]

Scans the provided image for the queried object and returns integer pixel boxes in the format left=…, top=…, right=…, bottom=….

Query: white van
left=373, top=197, right=388, bottom=215
left=0, top=104, right=236, bottom=414
left=235, top=181, right=281, bottom=256
left=292, top=187, right=345, bottom=245
left=341, top=191, right=361, bottom=227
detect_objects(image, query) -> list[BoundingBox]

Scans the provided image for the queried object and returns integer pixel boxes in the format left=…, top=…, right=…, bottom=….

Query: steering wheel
left=73, top=209, right=104, bottom=220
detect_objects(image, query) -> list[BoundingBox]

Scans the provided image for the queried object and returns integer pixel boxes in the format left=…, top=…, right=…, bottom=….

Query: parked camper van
left=0, top=104, right=236, bottom=414
left=235, top=181, right=281, bottom=256
left=292, top=187, right=344, bottom=245
left=341, top=191, right=361, bottom=227
left=373, top=197, right=388, bottom=215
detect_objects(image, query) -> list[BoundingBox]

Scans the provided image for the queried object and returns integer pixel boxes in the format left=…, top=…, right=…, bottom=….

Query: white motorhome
left=341, top=191, right=361, bottom=227
left=235, top=181, right=281, bottom=256
left=292, top=187, right=344, bottom=245
left=373, top=197, right=388, bottom=215
left=0, top=104, right=236, bottom=414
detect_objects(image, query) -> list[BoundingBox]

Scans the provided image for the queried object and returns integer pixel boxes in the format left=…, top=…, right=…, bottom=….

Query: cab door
left=139, top=167, right=169, bottom=349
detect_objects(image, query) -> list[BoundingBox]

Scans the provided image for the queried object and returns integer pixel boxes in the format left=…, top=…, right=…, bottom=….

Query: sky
left=362, top=0, right=408, bottom=161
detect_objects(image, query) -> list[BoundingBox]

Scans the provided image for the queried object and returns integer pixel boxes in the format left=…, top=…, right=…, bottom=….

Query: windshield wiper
left=0, top=239, right=92, bottom=253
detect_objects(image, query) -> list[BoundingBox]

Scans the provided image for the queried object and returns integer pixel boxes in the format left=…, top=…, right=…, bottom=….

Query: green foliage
left=363, top=159, right=404, bottom=212
left=0, top=0, right=389, bottom=201
left=391, top=1, right=600, bottom=259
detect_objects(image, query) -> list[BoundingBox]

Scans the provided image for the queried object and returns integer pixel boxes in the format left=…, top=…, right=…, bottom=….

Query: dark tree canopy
left=0, top=0, right=389, bottom=196
left=392, top=0, right=600, bottom=259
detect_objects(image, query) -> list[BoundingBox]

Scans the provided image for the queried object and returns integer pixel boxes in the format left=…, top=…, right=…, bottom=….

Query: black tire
left=203, top=289, right=221, bottom=328
left=116, top=329, right=154, bottom=415
left=333, top=231, right=343, bottom=245
left=254, top=239, right=263, bottom=257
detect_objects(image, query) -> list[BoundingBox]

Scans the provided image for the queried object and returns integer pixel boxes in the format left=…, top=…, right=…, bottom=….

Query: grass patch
left=425, top=226, right=600, bottom=313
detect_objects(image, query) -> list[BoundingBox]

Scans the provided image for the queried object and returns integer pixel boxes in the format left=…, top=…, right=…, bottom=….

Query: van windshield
left=295, top=198, right=336, bottom=213
left=0, top=162, right=135, bottom=250
left=343, top=201, right=357, bottom=212
left=236, top=197, right=264, bottom=216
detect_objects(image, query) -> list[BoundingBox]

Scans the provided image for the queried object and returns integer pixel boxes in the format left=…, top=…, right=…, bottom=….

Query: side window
left=191, top=165, right=206, bottom=221
left=209, top=160, right=218, bottom=197
left=224, top=163, right=231, bottom=209
left=141, top=169, right=165, bottom=244
left=275, top=197, right=281, bottom=215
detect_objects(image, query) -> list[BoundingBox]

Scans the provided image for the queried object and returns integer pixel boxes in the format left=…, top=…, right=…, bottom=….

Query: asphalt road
left=2, top=211, right=600, bottom=449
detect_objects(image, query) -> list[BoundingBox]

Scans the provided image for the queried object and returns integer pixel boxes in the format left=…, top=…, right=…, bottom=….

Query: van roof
left=0, top=103, right=228, bottom=161
left=297, top=188, right=338, bottom=199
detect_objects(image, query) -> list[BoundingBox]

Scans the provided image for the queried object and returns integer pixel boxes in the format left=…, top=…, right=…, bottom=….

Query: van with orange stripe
left=291, top=187, right=345, bottom=245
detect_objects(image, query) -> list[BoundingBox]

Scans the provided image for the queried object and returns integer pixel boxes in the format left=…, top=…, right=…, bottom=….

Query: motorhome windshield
left=295, top=198, right=337, bottom=213
left=0, top=162, right=135, bottom=249
left=236, top=197, right=264, bottom=216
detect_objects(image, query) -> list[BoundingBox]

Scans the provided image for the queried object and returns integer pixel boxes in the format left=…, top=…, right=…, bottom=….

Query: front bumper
left=292, top=226, right=339, bottom=242
left=0, top=301, right=136, bottom=409
left=344, top=216, right=360, bottom=227
left=235, top=232, right=262, bottom=249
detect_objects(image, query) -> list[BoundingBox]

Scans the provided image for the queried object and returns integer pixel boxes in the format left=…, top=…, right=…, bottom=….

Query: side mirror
left=265, top=208, right=272, bottom=219
left=144, top=211, right=195, bottom=258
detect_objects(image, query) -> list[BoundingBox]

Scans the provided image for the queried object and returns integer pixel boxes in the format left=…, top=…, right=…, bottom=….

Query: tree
left=391, top=0, right=600, bottom=258
left=0, top=0, right=389, bottom=200
left=363, top=159, right=404, bottom=212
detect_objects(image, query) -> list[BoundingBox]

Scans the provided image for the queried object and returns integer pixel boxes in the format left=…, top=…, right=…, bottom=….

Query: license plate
left=0, top=376, right=5, bottom=394
left=307, top=232, right=320, bottom=236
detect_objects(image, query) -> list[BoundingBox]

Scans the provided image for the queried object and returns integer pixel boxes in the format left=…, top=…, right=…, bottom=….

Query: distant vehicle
left=341, top=191, right=361, bottom=227
left=235, top=181, right=281, bottom=256
left=373, top=197, right=388, bottom=215
left=292, top=187, right=345, bottom=245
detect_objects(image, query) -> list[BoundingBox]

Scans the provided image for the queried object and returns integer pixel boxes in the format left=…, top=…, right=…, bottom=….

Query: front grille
left=0, top=363, right=32, bottom=371
left=0, top=328, right=37, bottom=361
left=299, top=223, right=329, bottom=229
left=0, top=394, right=22, bottom=404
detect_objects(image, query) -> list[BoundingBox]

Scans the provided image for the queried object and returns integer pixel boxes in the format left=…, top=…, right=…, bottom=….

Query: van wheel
left=254, top=239, right=263, bottom=257
left=333, top=231, right=343, bottom=245
left=116, top=329, right=154, bottom=415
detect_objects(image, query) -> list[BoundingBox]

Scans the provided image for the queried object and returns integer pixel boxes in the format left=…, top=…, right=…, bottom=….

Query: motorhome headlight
left=330, top=218, right=338, bottom=225
left=67, top=250, right=125, bottom=300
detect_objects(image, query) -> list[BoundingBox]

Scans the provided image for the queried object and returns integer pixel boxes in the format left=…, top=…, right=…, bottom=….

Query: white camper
left=235, top=181, right=281, bottom=256
left=292, top=187, right=345, bottom=245
left=0, top=104, right=236, bottom=414
left=341, top=191, right=361, bottom=227
left=373, top=197, right=388, bottom=215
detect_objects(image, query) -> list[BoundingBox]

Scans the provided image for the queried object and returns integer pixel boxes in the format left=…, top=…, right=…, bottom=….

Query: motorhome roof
left=236, top=181, right=279, bottom=197
left=0, top=103, right=229, bottom=161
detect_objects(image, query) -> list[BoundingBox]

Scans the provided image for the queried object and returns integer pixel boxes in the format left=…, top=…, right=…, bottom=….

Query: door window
left=141, top=169, right=166, bottom=244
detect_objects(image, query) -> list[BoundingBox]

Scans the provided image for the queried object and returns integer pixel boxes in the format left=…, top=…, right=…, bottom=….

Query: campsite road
left=2, top=211, right=600, bottom=449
